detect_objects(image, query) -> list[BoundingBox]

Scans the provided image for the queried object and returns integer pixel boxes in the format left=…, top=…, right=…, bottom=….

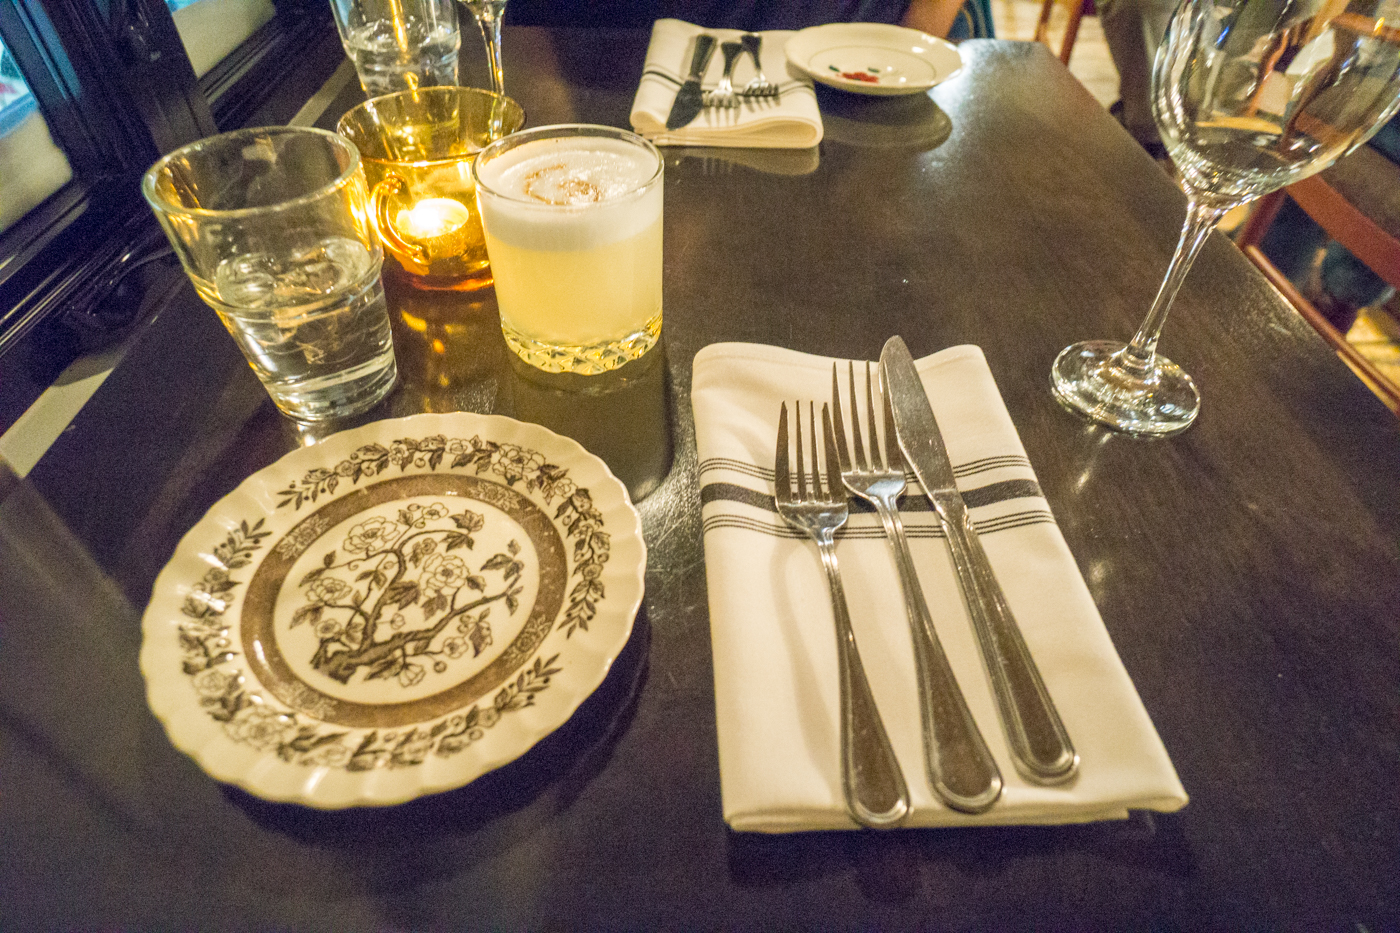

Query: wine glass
left=460, top=0, right=507, bottom=96
left=1051, top=0, right=1400, bottom=436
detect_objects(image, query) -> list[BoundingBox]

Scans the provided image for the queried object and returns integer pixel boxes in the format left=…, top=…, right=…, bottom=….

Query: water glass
left=337, top=86, right=524, bottom=291
left=142, top=127, right=398, bottom=422
left=472, top=125, right=664, bottom=375
left=330, top=0, right=461, bottom=96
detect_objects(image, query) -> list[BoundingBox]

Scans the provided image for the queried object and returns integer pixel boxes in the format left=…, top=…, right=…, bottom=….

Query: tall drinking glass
left=330, top=0, right=461, bottom=96
left=1051, top=0, right=1400, bottom=436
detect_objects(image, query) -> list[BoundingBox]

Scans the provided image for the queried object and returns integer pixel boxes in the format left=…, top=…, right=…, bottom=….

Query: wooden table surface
left=1, top=29, right=1397, bottom=931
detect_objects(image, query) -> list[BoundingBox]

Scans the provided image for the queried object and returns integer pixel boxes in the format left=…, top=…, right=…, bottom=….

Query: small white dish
left=140, top=411, right=646, bottom=809
left=785, top=23, right=963, bottom=96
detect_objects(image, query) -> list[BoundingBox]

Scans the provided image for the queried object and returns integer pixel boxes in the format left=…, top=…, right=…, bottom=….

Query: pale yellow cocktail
left=473, top=126, right=663, bottom=374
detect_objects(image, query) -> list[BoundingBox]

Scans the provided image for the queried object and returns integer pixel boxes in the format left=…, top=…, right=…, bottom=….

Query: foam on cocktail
left=475, top=136, right=662, bottom=252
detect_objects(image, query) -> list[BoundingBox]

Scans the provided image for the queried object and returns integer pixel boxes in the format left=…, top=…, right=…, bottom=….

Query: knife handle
left=686, top=33, right=717, bottom=81
left=943, top=506, right=1080, bottom=784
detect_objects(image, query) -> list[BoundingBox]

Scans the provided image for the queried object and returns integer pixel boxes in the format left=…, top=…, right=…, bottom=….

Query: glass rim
left=471, top=123, right=664, bottom=209
left=141, top=125, right=364, bottom=219
left=337, top=87, right=526, bottom=171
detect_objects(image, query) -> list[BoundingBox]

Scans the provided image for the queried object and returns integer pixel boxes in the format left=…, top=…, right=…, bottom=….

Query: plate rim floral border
left=139, top=411, right=646, bottom=809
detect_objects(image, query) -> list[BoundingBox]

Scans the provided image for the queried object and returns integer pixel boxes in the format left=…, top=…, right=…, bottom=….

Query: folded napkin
left=691, top=342, right=1188, bottom=832
left=630, top=19, right=823, bottom=149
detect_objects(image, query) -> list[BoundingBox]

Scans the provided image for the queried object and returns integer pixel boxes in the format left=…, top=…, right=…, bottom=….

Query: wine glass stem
left=477, top=12, right=504, bottom=96
left=1121, top=196, right=1232, bottom=375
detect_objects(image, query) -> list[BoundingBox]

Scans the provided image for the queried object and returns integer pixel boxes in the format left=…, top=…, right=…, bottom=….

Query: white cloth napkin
left=630, top=19, right=823, bottom=149
left=691, top=342, right=1189, bottom=832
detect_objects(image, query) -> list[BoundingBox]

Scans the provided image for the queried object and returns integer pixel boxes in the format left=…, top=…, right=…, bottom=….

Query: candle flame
left=396, top=198, right=472, bottom=241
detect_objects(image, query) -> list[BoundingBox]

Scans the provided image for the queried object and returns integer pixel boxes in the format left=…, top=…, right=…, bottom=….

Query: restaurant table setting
left=130, top=0, right=1396, bottom=823
left=6, top=6, right=1400, bottom=927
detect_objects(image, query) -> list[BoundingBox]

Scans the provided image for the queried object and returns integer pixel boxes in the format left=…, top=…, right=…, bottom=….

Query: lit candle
left=395, top=198, right=471, bottom=240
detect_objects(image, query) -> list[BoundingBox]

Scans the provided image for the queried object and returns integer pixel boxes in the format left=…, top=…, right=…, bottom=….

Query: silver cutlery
left=705, top=41, right=743, bottom=110
left=881, top=336, right=1079, bottom=784
left=666, top=33, right=716, bottom=130
left=775, top=400, right=910, bottom=828
left=739, top=32, right=779, bottom=98
left=831, top=362, right=1002, bottom=813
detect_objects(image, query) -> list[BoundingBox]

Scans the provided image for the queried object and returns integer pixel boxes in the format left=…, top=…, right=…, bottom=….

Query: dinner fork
left=831, top=364, right=1003, bottom=814
left=739, top=32, right=780, bottom=98
left=775, top=401, right=910, bottom=828
left=705, top=41, right=743, bottom=110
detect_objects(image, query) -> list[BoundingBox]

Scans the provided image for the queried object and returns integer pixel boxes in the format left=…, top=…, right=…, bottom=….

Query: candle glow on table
left=395, top=197, right=472, bottom=240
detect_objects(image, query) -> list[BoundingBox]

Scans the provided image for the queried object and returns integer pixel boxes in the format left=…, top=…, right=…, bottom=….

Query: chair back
left=1236, top=146, right=1400, bottom=412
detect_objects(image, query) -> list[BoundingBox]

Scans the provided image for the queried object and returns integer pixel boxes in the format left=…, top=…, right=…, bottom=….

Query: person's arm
left=901, top=0, right=964, bottom=37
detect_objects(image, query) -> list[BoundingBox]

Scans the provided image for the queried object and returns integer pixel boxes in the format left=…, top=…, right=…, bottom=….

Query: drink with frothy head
left=473, top=125, right=663, bottom=374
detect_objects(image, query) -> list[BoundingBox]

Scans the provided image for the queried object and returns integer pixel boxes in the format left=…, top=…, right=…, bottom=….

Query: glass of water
left=330, top=0, right=461, bottom=96
left=143, top=127, right=398, bottom=422
left=1051, top=0, right=1400, bottom=436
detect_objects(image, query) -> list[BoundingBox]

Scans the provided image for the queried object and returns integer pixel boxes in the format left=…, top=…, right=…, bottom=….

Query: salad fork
left=831, top=363, right=1002, bottom=813
left=774, top=400, right=909, bottom=828
left=739, top=33, right=780, bottom=98
left=705, top=41, right=743, bottom=110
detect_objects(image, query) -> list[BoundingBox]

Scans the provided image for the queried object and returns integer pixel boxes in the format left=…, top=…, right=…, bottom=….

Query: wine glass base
left=1050, top=340, right=1200, bottom=437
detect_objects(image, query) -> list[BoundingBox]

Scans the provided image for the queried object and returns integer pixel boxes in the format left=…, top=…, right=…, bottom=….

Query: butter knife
left=880, top=336, right=1079, bottom=784
left=666, top=33, right=717, bottom=131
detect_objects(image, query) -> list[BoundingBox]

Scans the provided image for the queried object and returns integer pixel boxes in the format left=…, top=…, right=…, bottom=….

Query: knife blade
left=666, top=33, right=717, bottom=131
left=880, top=335, right=1080, bottom=785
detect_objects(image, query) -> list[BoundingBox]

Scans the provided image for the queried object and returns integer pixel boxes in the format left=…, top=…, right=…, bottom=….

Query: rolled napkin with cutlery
left=691, top=342, right=1188, bottom=832
left=630, top=19, right=823, bottom=149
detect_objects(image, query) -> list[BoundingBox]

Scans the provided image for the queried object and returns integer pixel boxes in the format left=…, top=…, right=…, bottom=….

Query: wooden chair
left=1235, top=144, right=1400, bottom=412
left=1034, top=0, right=1094, bottom=65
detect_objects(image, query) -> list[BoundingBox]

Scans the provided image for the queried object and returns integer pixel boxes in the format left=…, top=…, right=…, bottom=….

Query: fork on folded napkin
left=630, top=19, right=823, bottom=149
left=691, top=342, right=1188, bottom=832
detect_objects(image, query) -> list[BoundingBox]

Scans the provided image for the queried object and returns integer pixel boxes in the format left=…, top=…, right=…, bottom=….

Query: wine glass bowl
left=1052, top=0, right=1400, bottom=436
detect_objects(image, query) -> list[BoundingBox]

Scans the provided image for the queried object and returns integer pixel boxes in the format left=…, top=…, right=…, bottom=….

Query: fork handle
left=815, top=533, right=910, bottom=828
left=943, top=505, right=1079, bottom=784
left=873, top=499, right=1003, bottom=813
left=719, top=41, right=743, bottom=82
left=740, top=32, right=763, bottom=70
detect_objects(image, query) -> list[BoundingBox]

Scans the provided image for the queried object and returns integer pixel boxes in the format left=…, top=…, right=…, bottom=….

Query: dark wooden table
left=2, top=29, right=1398, bottom=931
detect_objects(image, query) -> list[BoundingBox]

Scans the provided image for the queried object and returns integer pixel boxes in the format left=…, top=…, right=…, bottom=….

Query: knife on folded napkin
left=666, top=33, right=717, bottom=130
left=881, top=335, right=1079, bottom=785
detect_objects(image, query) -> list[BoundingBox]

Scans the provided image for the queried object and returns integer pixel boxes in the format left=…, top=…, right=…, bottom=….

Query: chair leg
left=1060, top=0, right=1086, bottom=64
left=1034, top=0, right=1057, bottom=43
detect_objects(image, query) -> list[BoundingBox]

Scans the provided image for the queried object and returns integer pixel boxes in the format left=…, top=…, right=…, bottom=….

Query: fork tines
left=777, top=400, right=841, bottom=505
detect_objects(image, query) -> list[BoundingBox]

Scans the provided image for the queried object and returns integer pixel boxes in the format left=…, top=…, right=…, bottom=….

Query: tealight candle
left=395, top=198, right=471, bottom=240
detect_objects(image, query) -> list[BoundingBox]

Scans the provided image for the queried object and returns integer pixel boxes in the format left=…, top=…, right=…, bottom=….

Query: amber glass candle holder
left=338, top=86, right=524, bottom=291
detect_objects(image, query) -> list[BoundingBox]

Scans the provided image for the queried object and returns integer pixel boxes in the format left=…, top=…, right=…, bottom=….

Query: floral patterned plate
left=139, top=412, right=646, bottom=808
